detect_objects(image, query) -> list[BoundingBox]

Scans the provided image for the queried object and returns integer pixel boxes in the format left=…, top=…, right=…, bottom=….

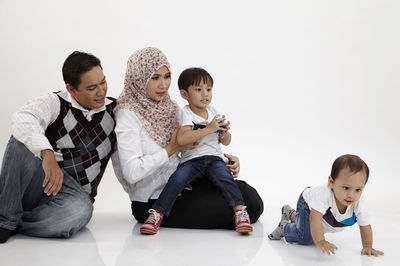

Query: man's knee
left=39, top=194, right=93, bottom=238
left=60, top=195, right=93, bottom=238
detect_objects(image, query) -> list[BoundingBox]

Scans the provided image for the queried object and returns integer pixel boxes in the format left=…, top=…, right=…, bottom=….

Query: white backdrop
left=0, top=0, right=399, bottom=213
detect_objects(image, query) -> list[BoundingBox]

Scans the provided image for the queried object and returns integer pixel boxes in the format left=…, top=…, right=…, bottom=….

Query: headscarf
left=115, top=47, right=179, bottom=147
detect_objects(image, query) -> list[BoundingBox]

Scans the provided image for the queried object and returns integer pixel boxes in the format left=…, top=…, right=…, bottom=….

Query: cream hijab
left=115, top=47, right=179, bottom=147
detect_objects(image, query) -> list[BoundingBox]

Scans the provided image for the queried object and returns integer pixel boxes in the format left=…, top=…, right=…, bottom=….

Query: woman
left=112, top=47, right=263, bottom=230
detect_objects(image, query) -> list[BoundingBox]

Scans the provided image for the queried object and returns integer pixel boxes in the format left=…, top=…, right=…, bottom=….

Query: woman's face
left=146, top=66, right=171, bottom=101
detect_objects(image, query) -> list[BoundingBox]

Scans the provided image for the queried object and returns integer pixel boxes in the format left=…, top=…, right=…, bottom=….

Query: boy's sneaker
left=234, top=207, right=253, bottom=234
left=268, top=220, right=288, bottom=240
left=0, top=227, right=12, bottom=244
left=281, top=204, right=295, bottom=221
left=140, top=209, right=163, bottom=235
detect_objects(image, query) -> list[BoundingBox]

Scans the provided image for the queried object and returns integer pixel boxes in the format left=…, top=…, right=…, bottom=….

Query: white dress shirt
left=112, top=102, right=182, bottom=202
left=11, top=90, right=112, bottom=157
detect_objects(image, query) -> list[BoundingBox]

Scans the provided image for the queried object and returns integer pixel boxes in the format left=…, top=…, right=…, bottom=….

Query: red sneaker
left=234, top=207, right=253, bottom=234
left=140, top=209, right=163, bottom=235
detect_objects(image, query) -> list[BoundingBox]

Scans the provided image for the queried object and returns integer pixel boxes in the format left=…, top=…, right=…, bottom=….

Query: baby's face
left=328, top=167, right=367, bottom=213
left=184, top=81, right=213, bottom=110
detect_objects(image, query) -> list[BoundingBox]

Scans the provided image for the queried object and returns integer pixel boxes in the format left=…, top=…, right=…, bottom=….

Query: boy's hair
left=62, top=51, right=102, bottom=89
left=178, top=67, right=214, bottom=91
left=330, top=154, right=369, bottom=182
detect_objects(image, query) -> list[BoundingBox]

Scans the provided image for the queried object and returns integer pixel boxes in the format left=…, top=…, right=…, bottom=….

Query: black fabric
left=0, top=227, right=11, bottom=243
left=45, top=93, right=116, bottom=199
left=131, top=178, right=264, bottom=229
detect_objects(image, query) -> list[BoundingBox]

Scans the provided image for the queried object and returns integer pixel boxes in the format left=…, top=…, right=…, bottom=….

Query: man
left=0, top=51, right=116, bottom=243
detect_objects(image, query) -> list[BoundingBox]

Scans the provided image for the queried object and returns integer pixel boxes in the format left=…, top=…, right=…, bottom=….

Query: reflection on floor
left=0, top=210, right=394, bottom=266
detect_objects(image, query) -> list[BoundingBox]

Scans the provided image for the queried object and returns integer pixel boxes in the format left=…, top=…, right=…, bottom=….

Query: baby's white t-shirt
left=302, top=183, right=370, bottom=233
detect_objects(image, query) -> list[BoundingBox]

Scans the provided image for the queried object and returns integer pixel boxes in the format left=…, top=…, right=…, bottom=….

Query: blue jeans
left=284, top=193, right=314, bottom=244
left=153, top=155, right=245, bottom=216
left=0, top=136, right=93, bottom=238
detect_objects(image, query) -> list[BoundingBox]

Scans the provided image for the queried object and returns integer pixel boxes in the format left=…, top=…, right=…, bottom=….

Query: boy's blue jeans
left=284, top=193, right=314, bottom=244
left=0, top=136, right=93, bottom=238
left=153, top=155, right=245, bottom=216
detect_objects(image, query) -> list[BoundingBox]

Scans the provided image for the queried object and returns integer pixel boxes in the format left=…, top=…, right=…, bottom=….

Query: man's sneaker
left=140, top=209, right=163, bottom=235
left=0, top=228, right=12, bottom=244
left=234, top=207, right=253, bottom=234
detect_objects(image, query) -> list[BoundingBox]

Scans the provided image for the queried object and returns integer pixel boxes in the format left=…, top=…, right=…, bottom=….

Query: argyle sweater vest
left=45, top=93, right=116, bottom=200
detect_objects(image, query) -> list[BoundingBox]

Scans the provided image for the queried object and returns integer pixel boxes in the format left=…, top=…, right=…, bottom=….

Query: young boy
left=268, top=154, right=384, bottom=256
left=140, top=67, right=252, bottom=235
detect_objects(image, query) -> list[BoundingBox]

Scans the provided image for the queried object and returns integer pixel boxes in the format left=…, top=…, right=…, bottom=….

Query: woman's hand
left=165, top=127, right=197, bottom=157
left=224, top=153, right=240, bottom=178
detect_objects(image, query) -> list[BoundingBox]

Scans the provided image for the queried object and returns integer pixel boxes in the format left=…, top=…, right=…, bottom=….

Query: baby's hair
left=330, top=154, right=369, bottom=183
left=178, top=67, right=213, bottom=91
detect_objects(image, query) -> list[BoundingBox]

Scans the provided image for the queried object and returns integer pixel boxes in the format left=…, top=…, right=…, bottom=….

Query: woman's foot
left=140, top=209, right=163, bottom=235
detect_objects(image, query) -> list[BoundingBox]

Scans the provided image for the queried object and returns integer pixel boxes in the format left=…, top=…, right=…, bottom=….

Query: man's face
left=67, top=66, right=107, bottom=110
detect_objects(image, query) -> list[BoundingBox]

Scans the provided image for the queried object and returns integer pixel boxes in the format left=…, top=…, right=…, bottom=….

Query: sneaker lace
left=236, top=208, right=249, bottom=222
left=147, top=209, right=161, bottom=223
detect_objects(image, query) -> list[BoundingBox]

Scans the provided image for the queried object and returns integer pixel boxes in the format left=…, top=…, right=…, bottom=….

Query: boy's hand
left=166, top=127, right=197, bottom=156
left=316, top=240, right=338, bottom=255
left=361, top=247, right=384, bottom=256
left=218, top=116, right=230, bottom=137
left=207, top=114, right=228, bottom=133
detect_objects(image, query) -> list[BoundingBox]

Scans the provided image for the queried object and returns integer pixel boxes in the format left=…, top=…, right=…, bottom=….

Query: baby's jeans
left=284, top=193, right=314, bottom=244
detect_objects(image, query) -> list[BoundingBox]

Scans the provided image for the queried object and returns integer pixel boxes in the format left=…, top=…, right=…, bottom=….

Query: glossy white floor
left=0, top=207, right=395, bottom=266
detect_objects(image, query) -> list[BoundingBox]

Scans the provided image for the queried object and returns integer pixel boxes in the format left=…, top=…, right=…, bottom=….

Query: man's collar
left=59, top=90, right=112, bottom=112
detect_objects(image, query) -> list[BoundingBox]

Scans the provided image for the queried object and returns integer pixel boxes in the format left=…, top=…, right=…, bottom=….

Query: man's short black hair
left=62, top=51, right=102, bottom=89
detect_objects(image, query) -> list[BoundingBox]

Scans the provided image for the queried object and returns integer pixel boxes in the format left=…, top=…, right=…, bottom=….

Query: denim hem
left=0, top=222, right=16, bottom=231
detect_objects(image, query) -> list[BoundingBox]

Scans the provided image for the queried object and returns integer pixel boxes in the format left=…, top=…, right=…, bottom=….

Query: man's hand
left=224, top=153, right=240, bottom=178
left=316, top=240, right=338, bottom=255
left=41, top=149, right=64, bottom=196
left=361, top=247, right=384, bottom=256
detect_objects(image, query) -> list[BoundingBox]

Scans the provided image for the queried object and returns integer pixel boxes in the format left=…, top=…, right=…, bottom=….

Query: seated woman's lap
left=131, top=178, right=264, bottom=229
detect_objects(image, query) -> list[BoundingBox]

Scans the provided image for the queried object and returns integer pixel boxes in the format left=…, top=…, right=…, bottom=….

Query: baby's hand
left=316, top=240, right=338, bottom=255
left=361, top=247, right=384, bottom=256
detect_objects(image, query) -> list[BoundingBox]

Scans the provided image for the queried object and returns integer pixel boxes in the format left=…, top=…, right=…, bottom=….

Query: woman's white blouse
left=112, top=105, right=182, bottom=202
